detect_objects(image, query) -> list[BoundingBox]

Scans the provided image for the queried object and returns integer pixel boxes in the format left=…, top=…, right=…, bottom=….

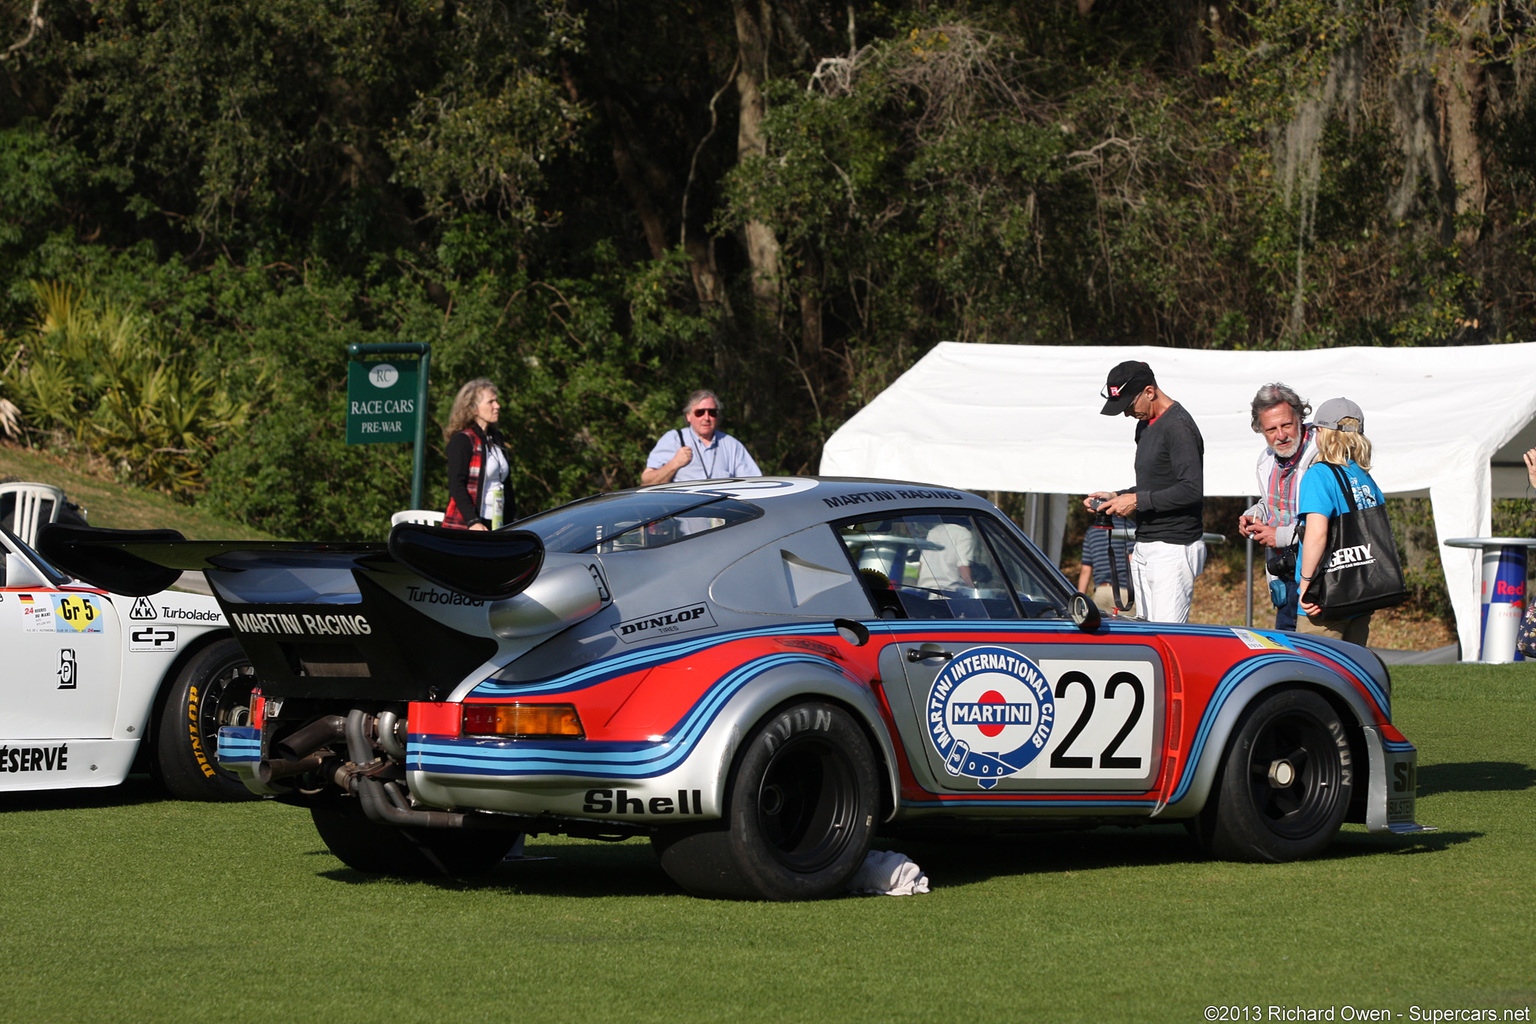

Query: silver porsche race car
left=40, top=478, right=1429, bottom=898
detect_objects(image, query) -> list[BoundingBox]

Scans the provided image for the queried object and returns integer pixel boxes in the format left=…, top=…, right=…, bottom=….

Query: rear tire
left=654, top=701, right=878, bottom=900
left=310, top=798, right=521, bottom=878
left=1196, top=688, right=1353, bottom=862
left=154, top=639, right=259, bottom=801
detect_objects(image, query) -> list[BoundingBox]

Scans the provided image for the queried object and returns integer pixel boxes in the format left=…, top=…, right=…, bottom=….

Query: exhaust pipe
left=273, top=714, right=346, bottom=761
left=255, top=753, right=326, bottom=785
left=343, top=708, right=464, bottom=829
left=254, top=713, right=347, bottom=785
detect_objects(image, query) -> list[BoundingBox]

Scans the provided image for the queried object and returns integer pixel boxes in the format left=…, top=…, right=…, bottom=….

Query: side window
left=836, top=513, right=1022, bottom=620
left=977, top=517, right=1072, bottom=619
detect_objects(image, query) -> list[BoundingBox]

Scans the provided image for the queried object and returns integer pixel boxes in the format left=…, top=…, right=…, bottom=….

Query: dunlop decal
left=612, top=603, right=716, bottom=644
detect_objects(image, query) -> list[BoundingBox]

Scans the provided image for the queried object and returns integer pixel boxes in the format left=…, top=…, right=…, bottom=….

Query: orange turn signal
left=461, top=703, right=584, bottom=739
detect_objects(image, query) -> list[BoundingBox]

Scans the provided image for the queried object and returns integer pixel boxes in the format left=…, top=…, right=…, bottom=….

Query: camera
left=1088, top=497, right=1114, bottom=530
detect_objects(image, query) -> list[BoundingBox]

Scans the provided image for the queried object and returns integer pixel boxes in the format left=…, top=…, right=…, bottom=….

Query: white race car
left=1, top=523, right=254, bottom=799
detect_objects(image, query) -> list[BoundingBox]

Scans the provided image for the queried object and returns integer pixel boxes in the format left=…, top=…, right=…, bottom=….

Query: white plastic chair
left=0, top=481, right=66, bottom=547
left=391, top=509, right=445, bottom=527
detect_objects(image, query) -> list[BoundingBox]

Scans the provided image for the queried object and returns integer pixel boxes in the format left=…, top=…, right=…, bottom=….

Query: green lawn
left=2, top=664, right=1532, bottom=1024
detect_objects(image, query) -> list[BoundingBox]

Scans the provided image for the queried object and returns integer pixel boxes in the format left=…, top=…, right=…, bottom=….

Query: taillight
left=461, top=703, right=583, bottom=739
left=251, top=690, right=265, bottom=729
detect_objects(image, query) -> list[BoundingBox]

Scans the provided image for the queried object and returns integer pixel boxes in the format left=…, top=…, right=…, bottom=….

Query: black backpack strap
left=1325, top=462, right=1359, bottom=512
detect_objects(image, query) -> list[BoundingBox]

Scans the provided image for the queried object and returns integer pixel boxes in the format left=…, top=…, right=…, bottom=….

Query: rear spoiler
left=37, top=523, right=545, bottom=600
left=37, top=524, right=547, bottom=701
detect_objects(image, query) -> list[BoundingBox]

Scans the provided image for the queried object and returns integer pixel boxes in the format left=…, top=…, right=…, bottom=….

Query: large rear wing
left=38, top=524, right=545, bottom=701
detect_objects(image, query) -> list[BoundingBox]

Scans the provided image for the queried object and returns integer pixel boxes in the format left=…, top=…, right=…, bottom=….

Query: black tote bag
left=1306, top=463, right=1407, bottom=619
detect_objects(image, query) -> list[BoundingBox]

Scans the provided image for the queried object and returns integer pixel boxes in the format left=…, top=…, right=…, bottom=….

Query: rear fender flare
left=1160, top=657, right=1381, bottom=820
left=683, top=659, right=901, bottom=825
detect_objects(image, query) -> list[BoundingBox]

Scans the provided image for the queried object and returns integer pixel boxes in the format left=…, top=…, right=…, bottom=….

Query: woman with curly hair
left=442, top=379, right=513, bottom=530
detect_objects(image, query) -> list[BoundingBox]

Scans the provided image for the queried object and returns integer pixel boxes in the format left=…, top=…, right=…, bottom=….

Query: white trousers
left=1130, top=539, right=1207, bottom=624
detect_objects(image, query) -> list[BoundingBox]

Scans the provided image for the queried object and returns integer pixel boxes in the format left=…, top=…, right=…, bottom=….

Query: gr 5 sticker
left=52, top=594, right=103, bottom=633
left=927, top=645, right=1055, bottom=789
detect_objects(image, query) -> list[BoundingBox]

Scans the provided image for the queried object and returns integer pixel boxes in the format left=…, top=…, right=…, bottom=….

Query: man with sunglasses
left=1085, top=360, right=1206, bottom=623
left=641, top=389, right=762, bottom=485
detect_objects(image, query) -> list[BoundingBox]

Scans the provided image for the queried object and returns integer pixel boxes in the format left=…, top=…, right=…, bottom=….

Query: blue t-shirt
left=1295, top=459, right=1384, bottom=581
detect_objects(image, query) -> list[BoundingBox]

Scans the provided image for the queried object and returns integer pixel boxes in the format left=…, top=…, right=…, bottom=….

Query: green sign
left=346, top=359, right=421, bottom=444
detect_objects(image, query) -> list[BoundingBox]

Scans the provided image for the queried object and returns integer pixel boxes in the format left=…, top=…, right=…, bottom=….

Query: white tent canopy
left=820, top=341, right=1536, bottom=658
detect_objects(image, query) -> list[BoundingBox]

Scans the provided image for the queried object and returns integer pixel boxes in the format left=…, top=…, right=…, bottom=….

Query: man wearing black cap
left=1085, top=360, right=1206, bottom=623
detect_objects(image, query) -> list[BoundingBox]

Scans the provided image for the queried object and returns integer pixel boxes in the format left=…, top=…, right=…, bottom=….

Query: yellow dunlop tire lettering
left=186, top=685, right=215, bottom=777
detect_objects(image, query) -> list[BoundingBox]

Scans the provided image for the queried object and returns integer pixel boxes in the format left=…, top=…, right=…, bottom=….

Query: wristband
left=1299, top=573, right=1313, bottom=581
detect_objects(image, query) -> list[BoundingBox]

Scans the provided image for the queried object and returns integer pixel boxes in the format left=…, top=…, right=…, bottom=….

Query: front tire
left=1197, top=688, right=1353, bottom=862
left=654, top=701, right=878, bottom=900
left=310, top=799, right=521, bottom=878
left=153, top=638, right=259, bottom=801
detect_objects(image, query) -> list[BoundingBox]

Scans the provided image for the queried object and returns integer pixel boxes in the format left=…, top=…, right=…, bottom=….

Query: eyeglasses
left=692, top=407, right=719, bottom=418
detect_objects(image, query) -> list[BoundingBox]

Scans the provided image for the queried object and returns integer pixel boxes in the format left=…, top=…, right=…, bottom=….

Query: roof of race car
left=515, top=477, right=997, bottom=553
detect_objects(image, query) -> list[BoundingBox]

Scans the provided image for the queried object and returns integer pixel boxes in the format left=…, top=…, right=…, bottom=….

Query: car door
left=1, top=528, right=124, bottom=742
left=837, top=511, right=1165, bottom=796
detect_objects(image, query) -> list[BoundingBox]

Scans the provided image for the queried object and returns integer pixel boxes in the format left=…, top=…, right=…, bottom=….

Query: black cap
left=1100, top=360, right=1156, bottom=415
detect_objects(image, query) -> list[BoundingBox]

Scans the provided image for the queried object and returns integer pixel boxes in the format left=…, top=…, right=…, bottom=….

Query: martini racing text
left=822, top=487, right=966, bottom=509
left=231, top=612, right=372, bottom=637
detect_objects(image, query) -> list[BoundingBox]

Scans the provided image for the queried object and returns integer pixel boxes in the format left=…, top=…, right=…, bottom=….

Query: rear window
left=516, top=491, right=762, bottom=554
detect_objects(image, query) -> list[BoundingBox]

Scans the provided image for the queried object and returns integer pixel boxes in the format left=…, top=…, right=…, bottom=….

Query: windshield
left=515, top=491, right=762, bottom=554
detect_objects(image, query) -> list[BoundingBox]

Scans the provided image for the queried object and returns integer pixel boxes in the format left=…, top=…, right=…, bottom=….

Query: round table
left=1445, top=537, right=1536, bottom=663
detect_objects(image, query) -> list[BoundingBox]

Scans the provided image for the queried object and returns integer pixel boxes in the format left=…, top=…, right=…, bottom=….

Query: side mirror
left=1070, top=593, right=1102, bottom=633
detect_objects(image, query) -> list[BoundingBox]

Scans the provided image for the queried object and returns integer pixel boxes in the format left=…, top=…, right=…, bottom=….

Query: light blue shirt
left=646, top=428, right=761, bottom=481
left=1298, top=459, right=1383, bottom=518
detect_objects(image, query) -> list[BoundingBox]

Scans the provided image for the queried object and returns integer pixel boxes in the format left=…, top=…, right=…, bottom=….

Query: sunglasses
left=1100, top=381, right=1146, bottom=401
left=692, top=407, right=719, bottom=418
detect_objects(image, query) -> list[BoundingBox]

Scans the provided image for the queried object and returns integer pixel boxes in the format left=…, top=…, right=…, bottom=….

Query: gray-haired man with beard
left=1237, top=383, right=1319, bottom=631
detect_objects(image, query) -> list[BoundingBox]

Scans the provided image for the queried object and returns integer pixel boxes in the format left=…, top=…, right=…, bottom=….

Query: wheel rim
left=1243, top=709, right=1343, bottom=839
left=200, top=660, right=257, bottom=761
left=751, top=735, right=860, bottom=872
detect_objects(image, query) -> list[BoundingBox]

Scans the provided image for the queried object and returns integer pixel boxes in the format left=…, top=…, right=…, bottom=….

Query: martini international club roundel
left=927, top=645, right=1055, bottom=789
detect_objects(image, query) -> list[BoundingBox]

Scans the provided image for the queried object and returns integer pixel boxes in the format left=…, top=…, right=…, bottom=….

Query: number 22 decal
left=1050, top=670, right=1146, bottom=770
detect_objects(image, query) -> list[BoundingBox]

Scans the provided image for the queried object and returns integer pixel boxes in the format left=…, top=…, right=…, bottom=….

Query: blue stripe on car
left=900, top=796, right=1158, bottom=810
left=215, top=726, right=262, bottom=766
left=470, top=623, right=841, bottom=697
left=418, top=652, right=837, bottom=779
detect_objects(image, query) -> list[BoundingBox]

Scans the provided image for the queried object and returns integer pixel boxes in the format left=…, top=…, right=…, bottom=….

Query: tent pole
left=1245, top=494, right=1255, bottom=628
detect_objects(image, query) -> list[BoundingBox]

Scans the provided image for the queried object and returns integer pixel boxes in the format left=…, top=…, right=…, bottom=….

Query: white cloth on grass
left=845, top=849, right=930, bottom=896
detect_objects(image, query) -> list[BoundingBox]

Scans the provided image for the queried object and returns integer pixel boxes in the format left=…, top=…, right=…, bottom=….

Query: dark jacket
left=1129, top=401, right=1204, bottom=544
left=443, top=423, right=512, bottom=528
